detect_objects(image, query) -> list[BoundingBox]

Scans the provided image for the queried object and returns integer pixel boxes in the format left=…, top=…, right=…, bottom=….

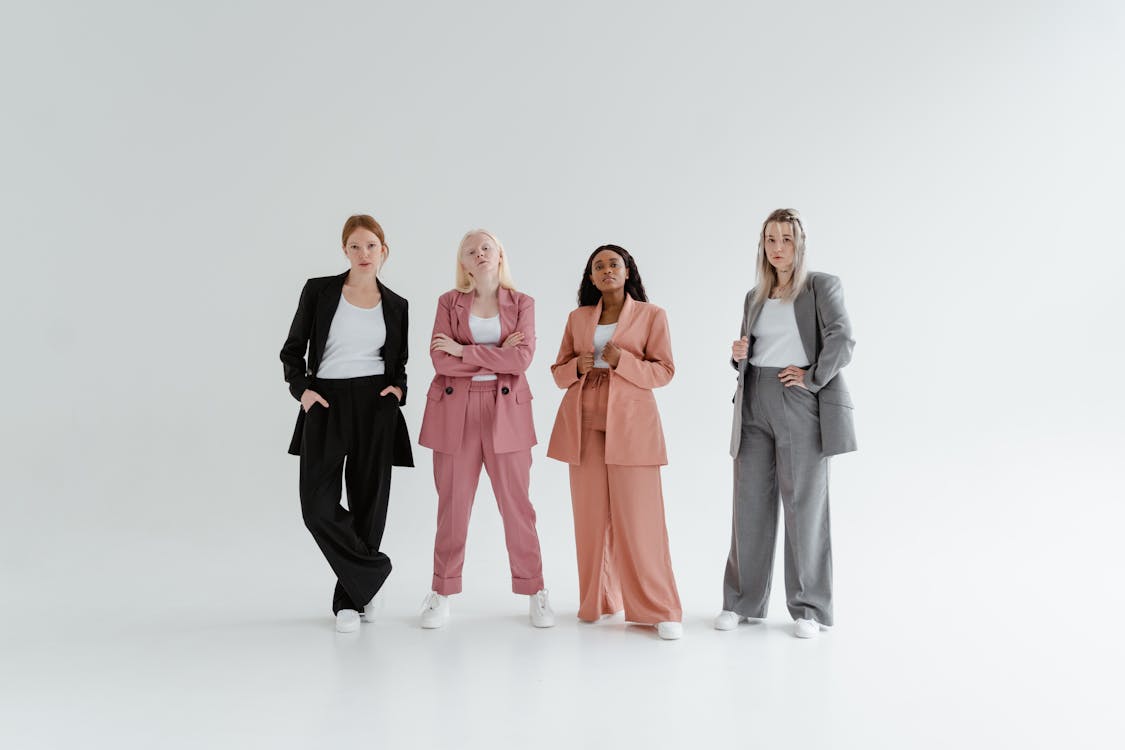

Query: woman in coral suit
left=417, top=229, right=554, bottom=630
left=548, top=244, right=683, bottom=640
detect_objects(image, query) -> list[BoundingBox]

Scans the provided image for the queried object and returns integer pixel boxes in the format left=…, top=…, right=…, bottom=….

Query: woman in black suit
left=280, top=214, right=414, bottom=633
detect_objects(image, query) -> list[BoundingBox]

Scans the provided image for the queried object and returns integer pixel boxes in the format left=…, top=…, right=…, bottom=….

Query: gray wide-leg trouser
left=723, top=366, right=833, bottom=625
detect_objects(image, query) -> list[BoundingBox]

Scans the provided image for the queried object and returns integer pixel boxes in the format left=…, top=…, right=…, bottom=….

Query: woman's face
left=589, top=249, right=629, bottom=295
left=343, top=228, right=387, bottom=274
left=460, top=233, right=501, bottom=278
left=763, top=221, right=796, bottom=272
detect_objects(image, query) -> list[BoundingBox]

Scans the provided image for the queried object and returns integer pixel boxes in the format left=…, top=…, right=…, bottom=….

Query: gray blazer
left=730, top=271, right=857, bottom=458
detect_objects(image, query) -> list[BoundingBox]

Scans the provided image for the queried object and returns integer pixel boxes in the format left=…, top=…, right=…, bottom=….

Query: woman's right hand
left=732, top=336, right=749, bottom=362
left=301, top=389, right=329, bottom=413
left=576, top=352, right=595, bottom=375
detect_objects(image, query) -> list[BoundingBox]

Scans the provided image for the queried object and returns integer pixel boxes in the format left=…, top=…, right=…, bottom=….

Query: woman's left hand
left=602, top=341, right=621, bottom=368
left=778, top=366, right=807, bottom=388
left=380, top=385, right=403, bottom=402
left=501, top=331, right=525, bottom=348
left=431, top=334, right=464, bottom=357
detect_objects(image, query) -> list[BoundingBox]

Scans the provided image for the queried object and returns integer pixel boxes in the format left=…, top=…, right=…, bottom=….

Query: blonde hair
left=754, top=208, right=808, bottom=303
left=455, top=229, right=516, bottom=292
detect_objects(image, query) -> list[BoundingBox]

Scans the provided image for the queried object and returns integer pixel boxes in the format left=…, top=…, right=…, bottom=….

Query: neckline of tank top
left=469, top=313, right=499, bottom=321
left=340, top=294, right=382, bottom=312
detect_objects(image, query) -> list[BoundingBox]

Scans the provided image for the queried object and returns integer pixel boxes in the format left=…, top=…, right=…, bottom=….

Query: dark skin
left=578, top=249, right=628, bottom=374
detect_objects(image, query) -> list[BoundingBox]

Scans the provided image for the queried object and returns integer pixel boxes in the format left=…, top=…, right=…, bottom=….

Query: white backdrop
left=3, top=1, right=1123, bottom=747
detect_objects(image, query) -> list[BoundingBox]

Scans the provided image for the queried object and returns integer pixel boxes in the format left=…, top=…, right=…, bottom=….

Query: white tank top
left=317, top=295, right=386, bottom=378
left=469, top=313, right=500, bottom=382
left=749, top=298, right=810, bottom=368
left=593, top=323, right=617, bottom=369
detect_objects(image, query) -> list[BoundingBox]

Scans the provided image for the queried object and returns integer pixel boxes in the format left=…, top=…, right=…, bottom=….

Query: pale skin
left=731, top=220, right=807, bottom=388
left=300, top=227, right=403, bottom=412
left=577, top=249, right=628, bottom=374
left=430, top=232, right=524, bottom=358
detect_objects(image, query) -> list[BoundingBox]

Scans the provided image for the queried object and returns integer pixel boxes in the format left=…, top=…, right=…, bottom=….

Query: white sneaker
left=420, top=592, right=450, bottom=629
left=656, top=621, right=683, bottom=640
left=335, top=609, right=361, bottom=633
left=714, top=610, right=745, bottom=631
left=794, top=618, right=824, bottom=639
left=529, top=589, right=556, bottom=628
left=361, top=592, right=383, bottom=623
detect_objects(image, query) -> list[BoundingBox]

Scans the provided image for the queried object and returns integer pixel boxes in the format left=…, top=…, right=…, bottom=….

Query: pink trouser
left=569, top=370, right=682, bottom=624
left=431, top=381, right=545, bottom=596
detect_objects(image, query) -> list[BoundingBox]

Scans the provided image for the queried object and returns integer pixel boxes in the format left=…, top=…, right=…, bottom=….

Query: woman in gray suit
left=716, top=208, right=856, bottom=639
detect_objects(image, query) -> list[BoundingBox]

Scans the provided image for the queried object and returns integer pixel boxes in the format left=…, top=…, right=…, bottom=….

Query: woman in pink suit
left=417, top=229, right=555, bottom=629
left=547, top=244, right=683, bottom=640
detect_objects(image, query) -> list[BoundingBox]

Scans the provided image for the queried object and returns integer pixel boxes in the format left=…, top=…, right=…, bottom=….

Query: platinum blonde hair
left=455, top=229, right=516, bottom=292
left=754, top=208, right=808, bottom=303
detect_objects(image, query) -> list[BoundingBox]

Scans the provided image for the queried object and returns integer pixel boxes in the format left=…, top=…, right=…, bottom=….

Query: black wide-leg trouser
left=299, top=375, right=398, bottom=614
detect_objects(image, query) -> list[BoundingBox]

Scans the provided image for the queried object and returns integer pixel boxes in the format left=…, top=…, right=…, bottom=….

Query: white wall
left=2, top=0, right=1122, bottom=733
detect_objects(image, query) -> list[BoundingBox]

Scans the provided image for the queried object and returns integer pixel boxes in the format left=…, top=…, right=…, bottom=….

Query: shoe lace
left=534, top=589, right=549, bottom=610
left=421, top=592, right=440, bottom=612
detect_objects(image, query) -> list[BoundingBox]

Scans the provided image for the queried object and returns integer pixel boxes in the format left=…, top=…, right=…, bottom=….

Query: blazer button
left=501, top=386, right=510, bottom=395
left=445, top=386, right=453, bottom=395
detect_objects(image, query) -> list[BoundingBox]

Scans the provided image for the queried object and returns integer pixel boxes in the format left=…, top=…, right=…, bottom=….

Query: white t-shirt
left=749, top=298, right=810, bottom=368
left=593, top=323, right=617, bottom=369
left=317, top=296, right=386, bottom=379
left=469, top=313, right=500, bottom=382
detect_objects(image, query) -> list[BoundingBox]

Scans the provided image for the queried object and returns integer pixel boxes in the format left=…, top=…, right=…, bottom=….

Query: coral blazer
left=418, top=288, right=537, bottom=455
left=547, top=295, right=674, bottom=467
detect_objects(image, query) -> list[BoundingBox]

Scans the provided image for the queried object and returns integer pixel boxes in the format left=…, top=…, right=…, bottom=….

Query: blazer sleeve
left=394, top=298, right=409, bottom=404
left=461, top=295, right=536, bottom=375
left=804, top=274, right=854, bottom=393
left=280, top=280, right=315, bottom=401
left=550, top=310, right=582, bottom=389
left=612, top=307, right=675, bottom=390
left=430, top=295, right=491, bottom=378
left=731, top=289, right=754, bottom=370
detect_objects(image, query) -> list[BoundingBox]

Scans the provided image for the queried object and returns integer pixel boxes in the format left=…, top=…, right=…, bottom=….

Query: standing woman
left=548, top=245, right=683, bottom=641
left=280, top=214, right=414, bottom=633
left=417, top=229, right=554, bottom=629
left=717, top=208, right=856, bottom=639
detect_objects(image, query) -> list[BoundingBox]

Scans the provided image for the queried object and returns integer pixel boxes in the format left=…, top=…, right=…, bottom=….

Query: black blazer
left=280, top=272, right=414, bottom=465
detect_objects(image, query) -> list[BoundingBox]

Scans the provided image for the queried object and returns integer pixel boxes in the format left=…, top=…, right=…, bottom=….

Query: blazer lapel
left=743, top=294, right=765, bottom=340
left=377, top=278, right=401, bottom=360
left=794, top=283, right=818, bottom=365
left=582, top=299, right=603, bottom=352
left=615, top=294, right=638, bottom=342
left=498, top=287, right=517, bottom=340
left=452, top=291, right=473, bottom=343
left=313, top=272, right=347, bottom=364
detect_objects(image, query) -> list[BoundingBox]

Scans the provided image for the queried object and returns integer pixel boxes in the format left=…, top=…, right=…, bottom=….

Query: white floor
left=4, top=431, right=1121, bottom=749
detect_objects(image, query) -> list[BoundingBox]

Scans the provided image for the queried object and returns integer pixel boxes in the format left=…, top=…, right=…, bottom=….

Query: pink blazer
left=547, top=296, right=674, bottom=466
left=419, top=288, right=537, bottom=455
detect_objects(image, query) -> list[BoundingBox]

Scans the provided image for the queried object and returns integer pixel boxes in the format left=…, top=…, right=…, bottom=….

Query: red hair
left=341, top=214, right=388, bottom=250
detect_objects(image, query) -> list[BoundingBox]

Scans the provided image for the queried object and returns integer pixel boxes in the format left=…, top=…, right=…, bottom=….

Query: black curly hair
left=577, top=244, right=649, bottom=306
